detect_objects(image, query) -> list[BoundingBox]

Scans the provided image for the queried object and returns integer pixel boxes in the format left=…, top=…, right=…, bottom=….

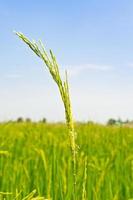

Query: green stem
left=16, top=32, right=77, bottom=199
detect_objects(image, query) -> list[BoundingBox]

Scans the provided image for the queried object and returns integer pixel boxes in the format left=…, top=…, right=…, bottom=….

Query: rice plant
left=0, top=122, right=133, bottom=199
left=15, top=32, right=77, bottom=199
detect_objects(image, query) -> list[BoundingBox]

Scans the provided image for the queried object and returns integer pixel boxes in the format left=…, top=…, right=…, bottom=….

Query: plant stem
left=16, top=32, right=77, bottom=199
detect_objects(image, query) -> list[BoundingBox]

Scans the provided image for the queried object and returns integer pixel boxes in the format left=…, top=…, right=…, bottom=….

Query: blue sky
left=1, top=0, right=133, bottom=122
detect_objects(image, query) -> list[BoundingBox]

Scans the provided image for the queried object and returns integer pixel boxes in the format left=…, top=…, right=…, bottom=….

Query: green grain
left=15, top=32, right=77, bottom=199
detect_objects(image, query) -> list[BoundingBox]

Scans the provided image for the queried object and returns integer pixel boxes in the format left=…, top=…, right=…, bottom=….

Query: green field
left=0, top=122, right=133, bottom=200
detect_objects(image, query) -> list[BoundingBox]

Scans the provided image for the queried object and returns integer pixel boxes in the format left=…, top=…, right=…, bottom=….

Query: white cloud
left=127, top=63, right=133, bottom=68
left=63, top=64, right=113, bottom=77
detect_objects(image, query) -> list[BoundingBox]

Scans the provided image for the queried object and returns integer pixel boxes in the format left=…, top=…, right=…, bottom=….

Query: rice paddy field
left=0, top=122, right=133, bottom=200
